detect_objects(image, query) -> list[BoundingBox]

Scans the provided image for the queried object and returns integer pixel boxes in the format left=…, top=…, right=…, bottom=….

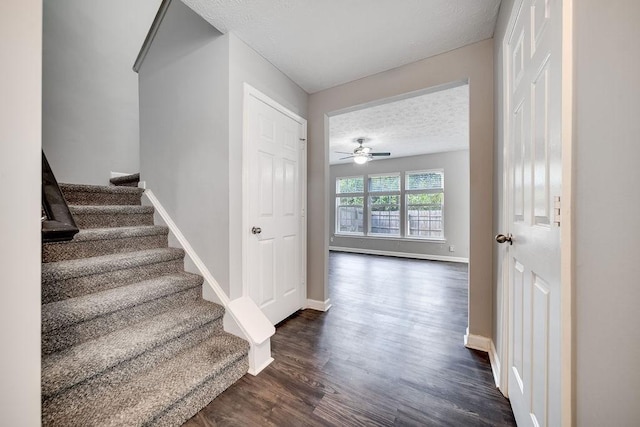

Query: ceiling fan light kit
left=354, top=155, right=369, bottom=164
left=337, top=137, right=391, bottom=164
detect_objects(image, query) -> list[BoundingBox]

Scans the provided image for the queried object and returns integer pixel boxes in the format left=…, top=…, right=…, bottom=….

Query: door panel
left=246, top=92, right=305, bottom=325
left=505, top=0, right=562, bottom=426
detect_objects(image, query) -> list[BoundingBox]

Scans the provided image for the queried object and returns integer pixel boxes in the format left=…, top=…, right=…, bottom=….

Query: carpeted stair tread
left=42, top=226, right=169, bottom=262
left=42, top=300, right=226, bottom=398
left=42, top=272, right=203, bottom=334
left=109, top=173, right=140, bottom=187
left=69, top=205, right=154, bottom=215
left=60, top=183, right=144, bottom=206
left=61, top=225, right=167, bottom=242
left=43, top=333, right=249, bottom=427
left=42, top=248, right=185, bottom=284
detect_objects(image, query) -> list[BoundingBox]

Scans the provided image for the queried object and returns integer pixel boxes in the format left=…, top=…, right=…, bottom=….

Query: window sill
left=333, top=234, right=446, bottom=244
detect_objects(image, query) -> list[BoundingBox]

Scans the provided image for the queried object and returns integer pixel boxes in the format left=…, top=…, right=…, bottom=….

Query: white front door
left=244, top=86, right=306, bottom=325
left=504, top=0, right=563, bottom=425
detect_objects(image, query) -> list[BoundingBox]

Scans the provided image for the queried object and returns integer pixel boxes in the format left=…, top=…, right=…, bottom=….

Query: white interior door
left=244, top=87, right=306, bottom=325
left=503, top=0, right=563, bottom=425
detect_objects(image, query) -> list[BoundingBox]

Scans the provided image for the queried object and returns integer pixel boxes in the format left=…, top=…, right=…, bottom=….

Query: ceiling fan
left=336, top=138, right=391, bottom=164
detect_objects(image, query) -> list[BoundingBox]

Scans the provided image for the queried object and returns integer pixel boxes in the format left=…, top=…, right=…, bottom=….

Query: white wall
left=308, top=40, right=494, bottom=337
left=227, top=33, right=308, bottom=299
left=574, top=1, right=640, bottom=424
left=43, top=0, right=160, bottom=185
left=330, top=151, right=470, bottom=260
left=139, top=0, right=231, bottom=293
left=0, top=0, right=42, bottom=424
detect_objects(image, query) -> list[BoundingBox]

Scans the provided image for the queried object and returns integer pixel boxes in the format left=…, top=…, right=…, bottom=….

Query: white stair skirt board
left=305, top=299, right=332, bottom=312
left=144, top=190, right=275, bottom=375
left=329, top=246, right=469, bottom=264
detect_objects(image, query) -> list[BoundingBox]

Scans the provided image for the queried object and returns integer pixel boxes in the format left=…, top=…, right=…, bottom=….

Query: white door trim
left=499, top=0, right=574, bottom=424
left=241, top=83, right=308, bottom=312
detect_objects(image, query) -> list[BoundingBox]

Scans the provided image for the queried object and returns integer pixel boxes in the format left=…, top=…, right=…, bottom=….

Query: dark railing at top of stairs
left=42, top=151, right=79, bottom=243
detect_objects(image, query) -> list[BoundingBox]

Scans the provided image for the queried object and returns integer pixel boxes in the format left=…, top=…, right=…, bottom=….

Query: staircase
left=41, top=181, right=249, bottom=426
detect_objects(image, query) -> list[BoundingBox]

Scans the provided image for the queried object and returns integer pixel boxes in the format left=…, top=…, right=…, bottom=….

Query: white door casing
left=243, top=85, right=307, bottom=326
left=503, top=0, right=563, bottom=426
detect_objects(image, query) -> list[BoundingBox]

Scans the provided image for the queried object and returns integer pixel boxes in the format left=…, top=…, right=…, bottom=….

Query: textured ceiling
left=181, top=0, right=501, bottom=93
left=329, top=84, right=469, bottom=165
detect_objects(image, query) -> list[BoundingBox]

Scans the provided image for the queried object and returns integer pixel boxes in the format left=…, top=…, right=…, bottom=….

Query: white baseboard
left=305, top=298, right=332, bottom=312
left=329, top=246, right=469, bottom=263
left=463, top=329, right=491, bottom=352
left=489, top=340, right=502, bottom=390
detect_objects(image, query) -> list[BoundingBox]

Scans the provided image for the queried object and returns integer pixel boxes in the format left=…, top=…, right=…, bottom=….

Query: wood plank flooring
left=184, top=252, right=516, bottom=426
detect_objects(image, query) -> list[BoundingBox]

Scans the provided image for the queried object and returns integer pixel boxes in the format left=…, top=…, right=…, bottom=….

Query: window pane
left=369, top=175, right=400, bottom=192
left=407, top=171, right=443, bottom=190
left=336, top=200, right=364, bottom=233
left=407, top=193, right=443, bottom=205
left=369, top=195, right=400, bottom=235
left=407, top=193, right=443, bottom=238
left=336, top=177, right=364, bottom=194
left=337, top=196, right=363, bottom=206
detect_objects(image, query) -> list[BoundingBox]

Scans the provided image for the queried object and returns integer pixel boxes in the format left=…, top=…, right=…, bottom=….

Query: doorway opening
left=326, top=80, right=471, bottom=329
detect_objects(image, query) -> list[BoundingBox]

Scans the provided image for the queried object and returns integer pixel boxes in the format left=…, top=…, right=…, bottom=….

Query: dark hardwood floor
left=184, top=252, right=516, bottom=426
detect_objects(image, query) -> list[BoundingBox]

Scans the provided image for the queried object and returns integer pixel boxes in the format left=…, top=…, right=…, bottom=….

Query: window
left=406, top=170, right=444, bottom=238
left=368, top=174, right=400, bottom=236
left=336, top=176, right=364, bottom=234
left=335, top=170, right=445, bottom=240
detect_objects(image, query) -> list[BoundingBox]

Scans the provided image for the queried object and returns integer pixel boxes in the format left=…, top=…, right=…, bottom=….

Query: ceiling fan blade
left=370, top=152, right=391, bottom=156
left=339, top=155, right=355, bottom=160
left=335, top=151, right=354, bottom=154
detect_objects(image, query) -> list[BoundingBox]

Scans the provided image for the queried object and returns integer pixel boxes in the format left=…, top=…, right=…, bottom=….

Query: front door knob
left=495, top=233, right=513, bottom=245
left=251, top=226, right=262, bottom=235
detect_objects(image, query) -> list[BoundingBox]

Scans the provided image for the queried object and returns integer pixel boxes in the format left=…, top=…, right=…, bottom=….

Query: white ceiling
left=181, top=0, right=501, bottom=93
left=329, top=84, right=469, bottom=165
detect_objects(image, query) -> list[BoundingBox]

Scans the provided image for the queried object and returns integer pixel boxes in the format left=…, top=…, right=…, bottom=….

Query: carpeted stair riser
left=42, top=226, right=169, bottom=263
left=43, top=334, right=249, bottom=427
left=42, top=272, right=203, bottom=335
left=42, top=287, right=201, bottom=355
left=109, top=173, right=140, bottom=187
left=42, top=249, right=185, bottom=304
left=42, top=301, right=225, bottom=398
left=60, top=183, right=143, bottom=206
left=42, top=323, right=231, bottom=426
left=70, top=205, right=155, bottom=229
left=150, top=356, right=249, bottom=427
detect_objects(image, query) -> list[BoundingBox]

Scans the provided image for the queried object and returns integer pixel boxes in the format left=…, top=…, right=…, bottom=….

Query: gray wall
left=43, top=0, right=160, bottom=185
left=330, top=151, right=470, bottom=260
left=227, top=33, right=308, bottom=299
left=574, top=1, right=640, bottom=424
left=308, top=40, right=494, bottom=337
left=139, top=0, right=231, bottom=293
left=0, top=0, right=42, bottom=423
left=139, top=3, right=308, bottom=299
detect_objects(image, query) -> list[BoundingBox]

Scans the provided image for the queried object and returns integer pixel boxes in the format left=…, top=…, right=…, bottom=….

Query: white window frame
left=405, top=169, right=445, bottom=240
left=335, top=175, right=365, bottom=236
left=367, top=173, right=401, bottom=237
